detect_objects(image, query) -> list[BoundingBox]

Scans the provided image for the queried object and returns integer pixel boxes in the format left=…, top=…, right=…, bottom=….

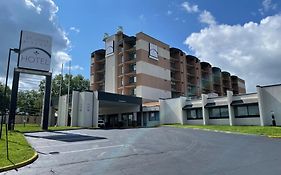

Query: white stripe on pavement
left=59, top=144, right=124, bottom=154
left=36, top=139, right=109, bottom=148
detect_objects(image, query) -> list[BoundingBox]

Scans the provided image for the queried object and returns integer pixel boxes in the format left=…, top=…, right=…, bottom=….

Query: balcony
left=125, top=70, right=136, bottom=76
left=171, top=77, right=180, bottom=82
left=95, top=68, right=105, bottom=74
left=170, top=57, right=180, bottom=62
left=201, top=69, right=210, bottom=74
left=201, top=79, right=211, bottom=88
left=186, top=63, right=195, bottom=68
left=187, top=69, right=196, bottom=76
left=125, top=46, right=136, bottom=53
left=170, top=65, right=180, bottom=72
left=171, top=86, right=181, bottom=92
left=124, top=58, right=136, bottom=64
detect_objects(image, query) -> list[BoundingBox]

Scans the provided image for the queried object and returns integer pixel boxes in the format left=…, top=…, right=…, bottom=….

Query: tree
left=39, top=74, right=90, bottom=97
left=17, top=90, right=42, bottom=115
left=0, top=82, right=11, bottom=113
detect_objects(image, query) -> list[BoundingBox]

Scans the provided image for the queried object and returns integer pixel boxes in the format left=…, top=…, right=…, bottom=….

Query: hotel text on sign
left=18, top=31, right=52, bottom=72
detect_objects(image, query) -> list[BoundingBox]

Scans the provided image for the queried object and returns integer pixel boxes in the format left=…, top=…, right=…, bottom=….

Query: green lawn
left=0, top=124, right=82, bottom=169
left=14, top=124, right=81, bottom=133
left=165, top=124, right=281, bottom=137
left=0, top=126, right=35, bottom=168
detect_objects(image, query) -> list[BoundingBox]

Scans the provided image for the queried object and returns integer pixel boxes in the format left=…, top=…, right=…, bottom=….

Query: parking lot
left=4, top=126, right=281, bottom=175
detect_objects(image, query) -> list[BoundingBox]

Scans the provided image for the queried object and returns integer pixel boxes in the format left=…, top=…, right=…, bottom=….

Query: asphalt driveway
left=3, top=126, right=281, bottom=175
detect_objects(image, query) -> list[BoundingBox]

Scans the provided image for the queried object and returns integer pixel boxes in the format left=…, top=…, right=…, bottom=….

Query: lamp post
left=0, top=48, right=19, bottom=160
left=1, top=48, right=19, bottom=139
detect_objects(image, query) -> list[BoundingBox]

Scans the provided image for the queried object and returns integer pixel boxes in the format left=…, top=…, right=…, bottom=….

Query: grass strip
left=165, top=124, right=281, bottom=137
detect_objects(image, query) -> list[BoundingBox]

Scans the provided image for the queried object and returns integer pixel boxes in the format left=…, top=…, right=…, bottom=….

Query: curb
left=268, top=136, right=281, bottom=138
left=165, top=125, right=262, bottom=137
left=0, top=152, right=38, bottom=173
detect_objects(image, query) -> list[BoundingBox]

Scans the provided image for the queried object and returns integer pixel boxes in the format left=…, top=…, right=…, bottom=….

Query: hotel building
left=90, top=30, right=246, bottom=102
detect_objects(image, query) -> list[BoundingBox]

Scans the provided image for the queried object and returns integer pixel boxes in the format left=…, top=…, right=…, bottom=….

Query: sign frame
left=18, top=30, right=52, bottom=72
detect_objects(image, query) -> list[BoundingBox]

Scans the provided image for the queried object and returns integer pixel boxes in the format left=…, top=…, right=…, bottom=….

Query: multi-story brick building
left=90, top=30, right=246, bottom=102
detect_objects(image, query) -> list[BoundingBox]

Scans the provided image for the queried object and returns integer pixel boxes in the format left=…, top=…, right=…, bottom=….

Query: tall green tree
left=39, top=74, right=90, bottom=97
left=17, top=90, right=42, bottom=115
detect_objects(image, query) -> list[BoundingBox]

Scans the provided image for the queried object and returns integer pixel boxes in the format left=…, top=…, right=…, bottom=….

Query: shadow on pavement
left=25, top=131, right=107, bottom=142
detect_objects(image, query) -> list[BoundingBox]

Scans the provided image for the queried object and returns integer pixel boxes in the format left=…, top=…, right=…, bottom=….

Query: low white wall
left=235, top=118, right=260, bottom=126
left=208, top=119, right=230, bottom=125
left=160, top=97, right=185, bottom=124
left=185, top=120, right=203, bottom=125
left=147, top=120, right=160, bottom=127
left=57, top=95, right=68, bottom=126
left=78, top=92, right=93, bottom=127
left=258, top=85, right=281, bottom=126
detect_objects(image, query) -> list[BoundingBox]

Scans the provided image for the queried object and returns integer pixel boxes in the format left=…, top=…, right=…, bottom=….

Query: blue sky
left=0, top=0, right=281, bottom=92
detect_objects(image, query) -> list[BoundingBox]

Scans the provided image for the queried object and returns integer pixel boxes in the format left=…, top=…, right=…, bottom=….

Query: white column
left=71, top=91, right=79, bottom=126
left=202, top=94, right=208, bottom=125
left=179, top=97, right=185, bottom=125
left=78, top=92, right=93, bottom=127
left=257, top=86, right=265, bottom=126
left=159, top=99, right=165, bottom=124
left=92, top=91, right=99, bottom=128
left=227, top=91, right=234, bottom=126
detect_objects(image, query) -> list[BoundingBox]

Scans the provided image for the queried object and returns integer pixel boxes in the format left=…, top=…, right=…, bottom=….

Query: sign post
left=8, top=31, right=52, bottom=130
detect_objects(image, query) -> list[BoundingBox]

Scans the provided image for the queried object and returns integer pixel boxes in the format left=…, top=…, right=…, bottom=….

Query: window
left=129, top=76, right=136, bottom=84
left=129, top=64, right=136, bottom=71
left=234, top=104, right=259, bottom=118
left=149, top=43, right=158, bottom=60
left=128, top=53, right=136, bottom=60
left=149, top=112, right=159, bottom=121
left=133, top=88, right=136, bottom=95
left=186, top=108, right=202, bottom=120
left=130, top=88, right=136, bottom=96
left=133, top=64, right=136, bottom=71
left=209, top=106, right=229, bottom=119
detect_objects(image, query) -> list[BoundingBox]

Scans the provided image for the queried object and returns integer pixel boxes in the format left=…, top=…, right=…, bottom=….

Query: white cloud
left=262, top=0, right=277, bottom=11
left=199, top=10, right=216, bottom=26
left=184, top=14, right=281, bottom=92
left=181, top=1, right=199, bottom=13
left=64, top=65, right=84, bottom=71
left=70, top=27, right=80, bottom=33
left=139, top=14, right=146, bottom=21
left=259, top=0, right=278, bottom=15
left=167, top=10, right=172, bottom=16
left=24, top=0, right=42, bottom=14
left=181, top=1, right=216, bottom=26
left=0, top=0, right=72, bottom=89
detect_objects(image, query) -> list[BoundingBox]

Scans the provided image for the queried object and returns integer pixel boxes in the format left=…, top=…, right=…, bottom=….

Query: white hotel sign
left=18, top=31, right=52, bottom=72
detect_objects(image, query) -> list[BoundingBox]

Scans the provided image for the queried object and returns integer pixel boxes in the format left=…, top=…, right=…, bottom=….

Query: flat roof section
left=97, top=91, right=142, bottom=105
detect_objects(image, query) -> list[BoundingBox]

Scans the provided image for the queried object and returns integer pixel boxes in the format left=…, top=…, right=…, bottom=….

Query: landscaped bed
left=165, top=124, right=281, bottom=137
left=0, top=125, right=35, bottom=168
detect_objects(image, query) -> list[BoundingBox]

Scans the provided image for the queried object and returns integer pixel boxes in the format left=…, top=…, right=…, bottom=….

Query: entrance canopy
left=97, top=91, right=142, bottom=115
